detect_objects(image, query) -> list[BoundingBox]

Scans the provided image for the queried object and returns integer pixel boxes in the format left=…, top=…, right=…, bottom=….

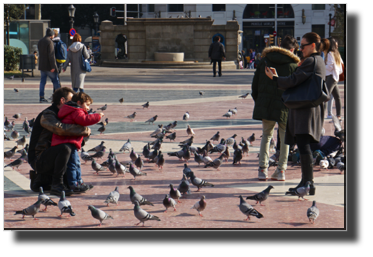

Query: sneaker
left=50, top=184, right=73, bottom=196
left=258, top=167, right=268, bottom=181
left=271, top=168, right=285, bottom=181
left=40, top=98, right=48, bottom=103
left=70, top=184, right=88, bottom=194
left=326, top=115, right=332, bottom=119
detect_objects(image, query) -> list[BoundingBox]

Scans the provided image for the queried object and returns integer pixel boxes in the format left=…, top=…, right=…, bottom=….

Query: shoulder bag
left=81, top=45, right=92, bottom=72
left=339, top=62, right=345, bottom=82
left=281, top=56, right=329, bottom=109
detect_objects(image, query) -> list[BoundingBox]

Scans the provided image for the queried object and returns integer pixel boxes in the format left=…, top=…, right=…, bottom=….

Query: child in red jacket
left=51, top=92, right=103, bottom=192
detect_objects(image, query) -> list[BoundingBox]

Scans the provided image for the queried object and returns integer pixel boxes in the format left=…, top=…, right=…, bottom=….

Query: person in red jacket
left=51, top=92, right=103, bottom=192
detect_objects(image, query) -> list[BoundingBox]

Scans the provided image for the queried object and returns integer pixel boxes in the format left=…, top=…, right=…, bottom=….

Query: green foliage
left=4, top=45, right=22, bottom=71
left=4, top=4, right=26, bottom=22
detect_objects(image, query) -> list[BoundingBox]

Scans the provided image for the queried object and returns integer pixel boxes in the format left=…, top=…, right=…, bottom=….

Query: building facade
left=135, top=4, right=339, bottom=53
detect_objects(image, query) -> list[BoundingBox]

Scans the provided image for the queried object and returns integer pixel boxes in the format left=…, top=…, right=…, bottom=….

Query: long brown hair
left=325, top=37, right=342, bottom=66
left=72, top=33, right=82, bottom=43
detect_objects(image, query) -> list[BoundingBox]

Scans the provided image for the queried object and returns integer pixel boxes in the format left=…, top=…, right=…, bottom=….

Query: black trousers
left=34, top=143, right=74, bottom=186
left=211, top=59, right=222, bottom=75
left=295, top=134, right=314, bottom=182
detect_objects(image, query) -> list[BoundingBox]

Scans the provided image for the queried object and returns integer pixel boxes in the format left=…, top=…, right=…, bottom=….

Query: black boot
left=300, top=154, right=316, bottom=195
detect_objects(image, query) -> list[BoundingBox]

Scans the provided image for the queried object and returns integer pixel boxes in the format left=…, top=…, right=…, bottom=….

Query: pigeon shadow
left=175, top=213, right=195, bottom=217
left=278, top=222, right=309, bottom=227
left=211, top=219, right=253, bottom=223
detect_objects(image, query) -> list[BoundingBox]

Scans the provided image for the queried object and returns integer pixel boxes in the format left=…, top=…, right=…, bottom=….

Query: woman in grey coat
left=264, top=32, right=327, bottom=196
left=62, top=33, right=89, bottom=92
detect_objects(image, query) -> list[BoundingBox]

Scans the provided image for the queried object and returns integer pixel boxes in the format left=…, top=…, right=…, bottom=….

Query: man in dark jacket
left=251, top=35, right=299, bottom=181
left=28, top=87, right=90, bottom=196
left=37, top=28, right=59, bottom=103
left=208, top=36, right=226, bottom=77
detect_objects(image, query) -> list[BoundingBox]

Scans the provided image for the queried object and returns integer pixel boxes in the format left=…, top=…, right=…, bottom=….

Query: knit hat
left=46, top=28, right=54, bottom=37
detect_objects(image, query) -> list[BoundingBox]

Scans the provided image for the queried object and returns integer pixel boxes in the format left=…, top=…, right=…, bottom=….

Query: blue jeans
left=39, top=70, right=60, bottom=98
left=66, top=148, right=82, bottom=187
left=72, top=87, right=84, bottom=93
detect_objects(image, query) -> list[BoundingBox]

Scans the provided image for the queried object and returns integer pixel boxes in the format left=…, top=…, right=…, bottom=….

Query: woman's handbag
left=281, top=56, right=329, bottom=109
left=339, top=63, right=345, bottom=82
left=81, top=46, right=92, bottom=72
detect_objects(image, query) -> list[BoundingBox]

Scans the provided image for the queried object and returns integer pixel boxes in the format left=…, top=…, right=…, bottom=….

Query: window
left=148, top=4, right=154, bottom=12
left=312, top=25, right=325, bottom=39
left=312, top=4, right=325, bottom=10
left=127, top=4, right=139, bottom=18
left=168, top=4, right=183, bottom=12
left=213, top=4, right=226, bottom=12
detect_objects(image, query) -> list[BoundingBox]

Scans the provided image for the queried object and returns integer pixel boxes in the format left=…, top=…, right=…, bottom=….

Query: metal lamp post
left=93, top=12, right=99, bottom=36
left=68, top=5, right=76, bottom=45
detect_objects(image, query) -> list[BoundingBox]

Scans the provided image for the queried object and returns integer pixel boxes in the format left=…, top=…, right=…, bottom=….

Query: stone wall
left=99, top=18, right=241, bottom=62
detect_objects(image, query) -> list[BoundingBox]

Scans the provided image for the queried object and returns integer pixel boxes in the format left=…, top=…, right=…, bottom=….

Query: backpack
left=55, top=40, right=67, bottom=63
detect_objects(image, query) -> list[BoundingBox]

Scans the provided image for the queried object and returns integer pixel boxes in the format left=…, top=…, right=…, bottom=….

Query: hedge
left=4, top=45, right=22, bottom=71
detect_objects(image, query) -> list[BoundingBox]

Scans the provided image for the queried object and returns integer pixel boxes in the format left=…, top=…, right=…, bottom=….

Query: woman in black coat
left=264, top=32, right=327, bottom=195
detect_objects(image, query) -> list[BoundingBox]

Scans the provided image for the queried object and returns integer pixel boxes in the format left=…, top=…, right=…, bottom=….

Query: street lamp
left=93, top=12, right=99, bottom=36
left=68, top=5, right=76, bottom=45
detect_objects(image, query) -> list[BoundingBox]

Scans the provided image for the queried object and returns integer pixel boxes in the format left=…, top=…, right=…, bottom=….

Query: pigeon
left=183, top=111, right=189, bottom=121
left=223, top=110, right=233, bottom=118
left=115, top=159, right=127, bottom=177
left=38, top=187, right=57, bottom=211
left=166, top=132, right=176, bottom=141
left=97, top=124, right=106, bottom=134
left=230, top=107, right=238, bottom=115
left=148, top=148, right=159, bottom=163
left=151, top=137, right=163, bottom=150
left=199, top=91, right=204, bottom=96
left=239, top=138, right=250, bottom=156
left=97, top=118, right=109, bottom=127
left=319, top=157, right=329, bottom=169
left=226, top=134, right=237, bottom=147
left=183, top=163, right=192, bottom=177
left=209, top=138, right=226, bottom=154
left=4, top=117, right=10, bottom=127
left=142, top=101, right=149, bottom=109
left=119, top=98, right=124, bottom=103
left=18, top=148, right=28, bottom=163
left=104, top=187, right=120, bottom=206
left=17, top=144, right=29, bottom=154
left=232, top=148, right=243, bottom=165
left=201, top=150, right=213, bottom=165
left=189, top=171, right=214, bottom=192
left=129, top=163, right=147, bottom=179
left=246, top=185, right=274, bottom=206
left=14, top=199, right=43, bottom=220
left=4, top=157, right=24, bottom=170
left=97, top=104, right=107, bottom=111
left=133, top=201, right=160, bottom=226
left=191, top=195, right=207, bottom=217
left=186, top=125, right=195, bottom=136
left=14, top=88, right=19, bottom=92
left=23, top=123, right=31, bottom=134
left=167, top=145, right=189, bottom=161
left=58, top=191, right=76, bottom=217
left=169, top=184, right=182, bottom=203
left=336, top=161, right=345, bottom=173
left=4, top=146, right=18, bottom=160
left=155, top=151, right=165, bottom=170
left=170, top=120, right=178, bottom=130
left=194, top=152, right=205, bottom=166
left=88, top=205, right=113, bottom=226
left=13, top=113, right=21, bottom=119
left=126, top=112, right=136, bottom=122
left=4, top=131, right=11, bottom=141
left=163, top=194, right=177, bottom=212
left=11, top=130, right=19, bottom=140
left=210, top=131, right=220, bottom=143
left=108, top=157, right=117, bottom=175
left=150, top=125, right=163, bottom=137
left=88, top=141, right=105, bottom=152
left=8, top=75, right=15, bottom=80
left=204, top=153, right=224, bottom=171
left=119, top=139, right=131, bottom=153
left=129, top=148, right=139, bottom=162
left=28, top=118, right=35, bottom=128
left=135, top=155, right=145, bottom=170
left=269, top=137, right=276, bottom=152
left=15, top=135, right=26, bottom=147
left=248, top=133, right=255, bottom=146
left=285, top=181, right=311, bottom=200
left=5, top=121, right=15, bottom=132
left=307, top=201, right=320, bottom=224
left=145, top=115, right=158, bottom=124
left=142, top=143, right=151, bottom=159
left=81, top=148, right=93, bottom=163
left=90, top=147, right=106, bottom=160
left=91, top=159, right=106, bottom=174
left=128, top=186, right=154, bottom=206
left=178, top=173, right=191, bottom=196
left=238, top=195, right=263, bottom=221
left=239, top=92, right=250, bottom=99
left=178, top=136, right=194, bottom=147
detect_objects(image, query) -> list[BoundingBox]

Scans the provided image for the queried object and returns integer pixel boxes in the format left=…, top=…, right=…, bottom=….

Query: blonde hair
left=53, top=29, right=59, bottom=37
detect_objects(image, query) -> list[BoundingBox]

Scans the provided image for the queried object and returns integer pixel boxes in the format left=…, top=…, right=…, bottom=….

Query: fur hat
left=46, top=28, right=54, bottom=37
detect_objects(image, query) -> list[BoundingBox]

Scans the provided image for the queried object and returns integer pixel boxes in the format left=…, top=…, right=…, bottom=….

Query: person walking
left=208, top=36, right=226, bottom=77
left=37, top=28, right=59, bottom=103
left=52, top=29, right=66, bottom=88
left=324, top=37, right=343, bottom=120
left=264, top=32, right=327, bottom=195
left=251, top=35, right=300, bottom=181
left=62, top=33, right=90, bottom=93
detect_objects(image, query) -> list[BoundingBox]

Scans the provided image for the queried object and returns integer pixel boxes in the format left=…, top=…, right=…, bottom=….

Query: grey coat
left=63, top=42, right=89, bottom=89
left=275, top=53, right=326, bottom=145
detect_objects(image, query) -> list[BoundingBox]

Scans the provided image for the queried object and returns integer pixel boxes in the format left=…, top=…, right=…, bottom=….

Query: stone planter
left=154, top=52, right=184, bottom=62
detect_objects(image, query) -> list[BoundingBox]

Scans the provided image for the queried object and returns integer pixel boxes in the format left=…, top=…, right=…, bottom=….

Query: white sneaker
left=258, top=167, right=268, bottom=181
left=271, top=168, right=285, bottom=181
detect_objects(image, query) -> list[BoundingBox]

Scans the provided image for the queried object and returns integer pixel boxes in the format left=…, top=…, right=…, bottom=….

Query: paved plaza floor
left=3, top=67, right=345, bottom=230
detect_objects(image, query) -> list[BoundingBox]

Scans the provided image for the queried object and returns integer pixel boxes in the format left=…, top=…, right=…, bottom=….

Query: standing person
left=52, top=29, right=67, bottom=87
left=208, top=36, right=226, bottom=77
left=324, top=37, right=343, bottom=120
left=264, top=32, right=327, bottom=195
left=37, top=28, right=59, bottom=103
left=249, top=48, right=256, bottom=69
left=62, top=33, right=90, bottom=93
left=86, top=46, right=93, bottom=63
left=251, top=35, right=300, bottom=181
left=28, top=87, right=91, bottom=196
left=242, top=49, right=247, bottom=69
left=51, top=92, right=103, bottom=192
